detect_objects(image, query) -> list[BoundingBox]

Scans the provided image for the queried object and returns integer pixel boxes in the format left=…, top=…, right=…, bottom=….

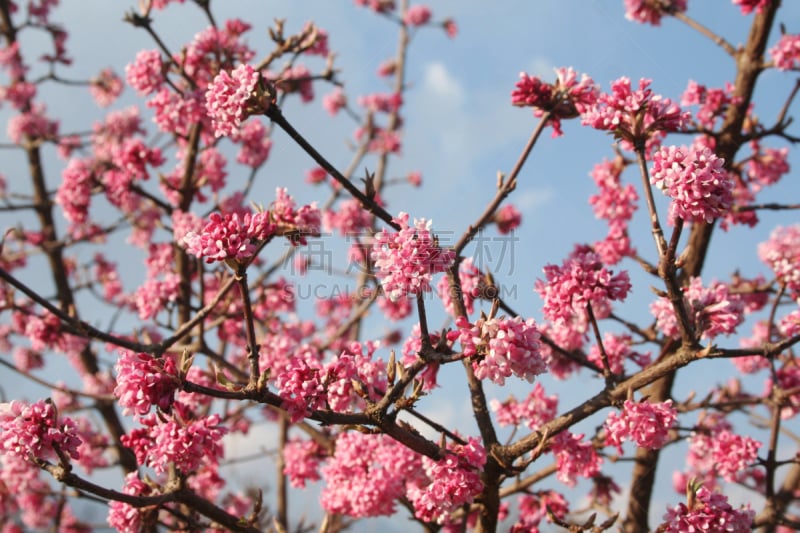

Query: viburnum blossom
left=113, top=350, right=179, bottom=415
left=588, top=332, right=651, bottom=374
left=139, top=414, right=226, bottom=474
left=604, top=399, right=677, bottom=452
left=733, top=0, right=771, bottom=15
left=0, top=400, right=82, bottom=462
left=769, top=33, right=800, bottom=71
left=106, top=473, right=154, bottom=532
left=321, top=431, right=420, bottom=517
left=660, top=485, right=754, bottom=532
left=371, top=212, right=454, bottom=301
left=436, top=257, right=484, bottom=316
left=758, top=224, right=800, bottom=296
left=125, top=49, right=164, bottom=95
left=493, top=204, right=522, bottom=234
left=511, top=490, right=569, bottom=532
left=453, top=314, right=546, bottom=385
left=582, top=77, right=689, bottom=146
left=89, top=68, right=123, bottom=107
left=536, top=248, right=631, bottom=324
left=407, top=437, right=486, bottom=524
left=768, top=364, right=800, bottom=419
left=623, top=0, right=687, bottom=25
left=711, top=430, right=761, bottom=481
left=403, top=5, right=432, bottom=26
left=512, top=67, right=598, bottom=137
left=650, top=143, right=733, bottom=223
left=182, top=210, right=274, bottom=264
left=681, top=81, right=739, bottom=130
left=549, top=431, right=603, bottom=487
left=283, top=437, right=325, bottom=488
left=491, top=381, right=558, bottom=431
left=205, top=64, right=263, bottom=137
left=322, top=87, right=347, bottom=115
left=650, top=277, right=744, bottom=340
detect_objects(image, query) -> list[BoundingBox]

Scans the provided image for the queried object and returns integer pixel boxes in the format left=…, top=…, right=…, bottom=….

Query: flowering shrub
left=0, top=1, right=798, bottom=532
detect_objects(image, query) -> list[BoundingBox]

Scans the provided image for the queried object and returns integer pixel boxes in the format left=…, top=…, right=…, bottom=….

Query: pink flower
left=660, top=485, right=754, bottom=533
left=604, top=399, right=677, bottom=452
left=125, top=49, right=164, bottom=95
left=582, top=77, right=688, bottom=144
left=442, top=18, right=458, bottom=38
left=588, top=332, right=651, bottom=375
left=354, top=0, right=396, bottom=13
left=549, top=431, right=602, bottom=487
left=513, top=490, right=569, bottom=531
left=770, top=33, right=800, bottom=70
left=232, top=119, right=272, bottom=168
left=321, top=431, right=419, bottom=517
left=758, top=224, right=800, bottom=296
left=0, top=400, right=82, bottom=462
left=322, top=87, right=347, bottom=115
left=89, top=68, right=123, bottom=107
left=624, top=0, right=687, bottom=25
left=512, top=67, right=598, bottom=137
left=436, top=257, right=484, bottom=316
left=650, top=277, right=744, bottom=340
left=149, top=414, right=226, bottom=474
left=283, top=438, right=325, bottom=488
left=107, top=473, right=154, bottom=532
left=407, top=437, right=486, bottom=524
left=205, top=64, right=262, bottom=137
left=182, top=210, right=274, bottom=264
left=711, top=430, right=761, bottom=481
left=7, top=104, right=59, bottom=144
left=650, top=143, right=733, bottom=223
left=371, top=212, right=455, bottom=300
left=535, top=249, right=631, bottom=324
left=113, top=350, right=179, bottom=415
left=454, top=315, right=546, bottom=385
left=491, top=382, right=558, bottom=430
left=734, top=0, right=771, bottom=15
left=494, top=204, right=522, bottom=234
left=404, top=5, right=432, bottom=26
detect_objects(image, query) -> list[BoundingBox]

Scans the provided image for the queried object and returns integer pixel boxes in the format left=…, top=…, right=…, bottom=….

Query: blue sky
left=2, top=0, right=800, bottom=530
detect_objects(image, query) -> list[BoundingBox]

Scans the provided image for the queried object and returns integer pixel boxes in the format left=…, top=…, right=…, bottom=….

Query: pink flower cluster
left=511, top=67, right=598, bottom=137
left=604, top=399, right=677, bottom=452
left=407, top=437, right=486, bottom=524
left=371, top=212, right=454, bottom=301
left=0, top=400, right=81, bottom=462
left=650, top=143, right=733, bottom=223
left=651, top=277, right=744, bottom=340
left=588, top=332, right=651, bottom=375
left=582, top=77, right=689, bottom=145
left=107, top=472, right=154, bottom=532
left=436, top=257, right=484, bottom=317
left=182, top=210, right=273, bottom=265
left=113, top=350, right=179, bottom=415
left=320, top=431, right=417, bottom=517
left=283, top=437, right=325, bottom=488
left=512, top=490, right=569, bottom=532
left=624, top=0, right=687, bottom=25
left=770, top=33, right=800, bottom=71
left=403, top=5, right=432, bottom=26
left=681, top=81, right=739, bottom=130
left=660, top=485, right=754, bottom=533
left=711, top=430, right=761, bottom=481
left=125, top=49, right=165, bottom=95
left=491, top=382, right=558, bottom=430
left=205, top=64, right=262, bottom=137
left=549, top=431, right=603, bottom=487
left=121, top=413, right=226, bottom=475
left=536, top=249, right=631, bottom=324
left=733, top=0, right=771, bottom=15
left=758, top=224, right=800, bottom=296
left=453, top=315, right=546, bottom=385
left=493, top=204, right=522, bottom=234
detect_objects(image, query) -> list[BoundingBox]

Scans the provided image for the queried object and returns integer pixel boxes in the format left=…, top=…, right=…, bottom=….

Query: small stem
left=236, top=268, right=261, bottom=388
left=635, top=142, right=668, bottom=259
left=587, top=302, right=614, bottom=384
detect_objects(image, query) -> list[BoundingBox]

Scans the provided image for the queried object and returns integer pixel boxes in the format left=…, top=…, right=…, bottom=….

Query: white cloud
left=422, top=62, right=466, bottom=108
left=515, top=186, right=555, bottom=211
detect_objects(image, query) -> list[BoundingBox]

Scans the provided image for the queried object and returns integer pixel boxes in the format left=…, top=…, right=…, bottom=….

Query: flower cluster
left=733, top=0, right=771, bottom=15
left=113, top=350, right=179, bottom=415
left=624, top=0, right=687, bottom=25
left=491, top=382, right=558, bottom=430
left=205, top=64, right=263, bottom=137
left=769, top=33, right=800, bottom=71
left=650, top=277, right=744, bottom=340
left=493, top=204, right=522, bottom=234
left=182, top=209, right=274, bottom=265
left=0, top=400, right=81, bottom=462
left=650, top=143, right=733, bottom=223
left=710, top=430, right=761, bottom=481
left=582, top=77, right=689, bottom=146
left=511, top=67, right=598, bottom=136
left=453, top=315, right=546, bottom=385
left=512, top=490, right=569, bottom=532
left=604, top=399, right=677, bottom=452
left=589, top=332, right=651, bottom=375
left=536, top=249, right=631, bottom=324
left=549, top=431, right=603, bottom=487
left=371, top=212, right=454, bottom=301
left=407, top=437, right=486, bottom=524
left=758, top=224, right=800, bottom=296
left=436, top=257, right=484, bottom=317
left=660, top=485, right=754, bottom=532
